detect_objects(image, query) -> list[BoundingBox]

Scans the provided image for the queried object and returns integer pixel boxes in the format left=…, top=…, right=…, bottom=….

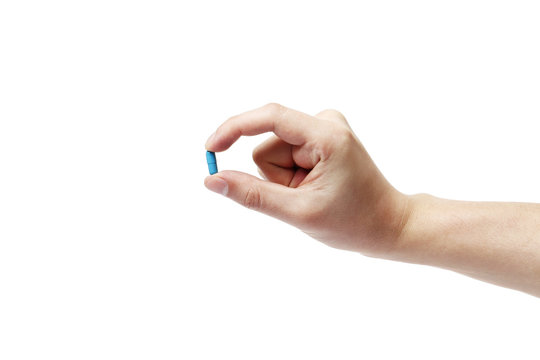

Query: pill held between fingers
left=206, top=151, right=218, bottom=175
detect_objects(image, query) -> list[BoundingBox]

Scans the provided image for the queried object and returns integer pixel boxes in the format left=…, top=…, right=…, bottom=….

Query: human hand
left=204, top=103, right=409, bottom=256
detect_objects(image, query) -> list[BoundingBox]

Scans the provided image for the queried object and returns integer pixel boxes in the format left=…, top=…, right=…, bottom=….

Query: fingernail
left=205, top=132, right=216, bottom=149
left=205, top=176, right=228, bottom=196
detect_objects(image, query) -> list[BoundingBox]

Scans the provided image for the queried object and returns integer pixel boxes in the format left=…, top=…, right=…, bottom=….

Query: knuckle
left=243, top=186, right=262, bottom=210
left=263, top=102, right=285, bottom=116
left=318, top=124, right=356, bottom=159
left=338, top=126, right=356, bottom=142
left=330, top=125, right=356, bottom=146
left=321, top=108, right=346, bottom=121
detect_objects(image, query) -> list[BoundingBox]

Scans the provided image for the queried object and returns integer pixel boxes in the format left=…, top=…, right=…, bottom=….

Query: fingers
left=252, top=136, right=311, bottom=187
left=253, top=136, right=294, bottom=168
left=204, top=170, right=302, bottom=222
left=205, top=103, right=318, bottom=152
left=253, top=136, right=295, bottom=186
left=288, top=168, right=310, bottom=188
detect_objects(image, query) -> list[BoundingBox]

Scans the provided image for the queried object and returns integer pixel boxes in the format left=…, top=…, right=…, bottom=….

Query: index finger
left=205, top=103, right=318, bottom=152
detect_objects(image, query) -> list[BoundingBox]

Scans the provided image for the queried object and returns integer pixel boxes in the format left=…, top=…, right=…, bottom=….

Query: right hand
left=204, top=103, right=409, bottom=256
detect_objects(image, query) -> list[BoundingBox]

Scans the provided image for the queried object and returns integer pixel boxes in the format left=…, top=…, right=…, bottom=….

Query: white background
left=1, top=1, right=539, bottom=359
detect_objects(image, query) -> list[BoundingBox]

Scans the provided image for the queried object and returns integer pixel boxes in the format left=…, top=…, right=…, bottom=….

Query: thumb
left=204, top=170, right=301, bottom=222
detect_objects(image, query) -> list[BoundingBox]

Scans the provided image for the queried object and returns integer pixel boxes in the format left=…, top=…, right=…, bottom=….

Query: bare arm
left=396, top=195, right=540, bottom=297
left=204, top=103, right=540, bottom=297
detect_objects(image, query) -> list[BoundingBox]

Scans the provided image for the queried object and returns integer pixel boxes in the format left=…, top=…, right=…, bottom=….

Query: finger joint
left=243, top=187, right=262, bottom=210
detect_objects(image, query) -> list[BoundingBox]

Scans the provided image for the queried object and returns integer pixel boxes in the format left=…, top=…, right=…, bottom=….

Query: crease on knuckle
left=243, top=186, right=262, bottom=210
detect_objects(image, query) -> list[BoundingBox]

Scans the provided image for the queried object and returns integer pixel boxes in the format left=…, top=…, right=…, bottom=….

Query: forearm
left=394, top=194, right=540, bottom=297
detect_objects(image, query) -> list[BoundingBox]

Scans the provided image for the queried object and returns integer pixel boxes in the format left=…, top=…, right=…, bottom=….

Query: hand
left=204, top=103, right=409, bottom=256
left=205, top=103, right=540, bottom=296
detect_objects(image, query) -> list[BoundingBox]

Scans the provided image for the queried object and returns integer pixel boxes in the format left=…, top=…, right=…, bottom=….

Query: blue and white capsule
left=206, top=151, right=218, bottom=175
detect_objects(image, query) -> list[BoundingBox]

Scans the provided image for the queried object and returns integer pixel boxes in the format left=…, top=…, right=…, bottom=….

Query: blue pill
left=206, top=151, right=218, bottom=175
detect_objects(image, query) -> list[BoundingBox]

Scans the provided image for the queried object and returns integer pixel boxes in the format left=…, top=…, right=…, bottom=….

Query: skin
left=204, top=103, right=540, bottom=297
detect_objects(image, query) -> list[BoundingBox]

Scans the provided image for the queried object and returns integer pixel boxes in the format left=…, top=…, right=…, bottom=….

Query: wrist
left=387, top=193, right=453, bottom=266
left=381, top=193, right=432, bottom=263
left=357, top=188, right=417, bottom=259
